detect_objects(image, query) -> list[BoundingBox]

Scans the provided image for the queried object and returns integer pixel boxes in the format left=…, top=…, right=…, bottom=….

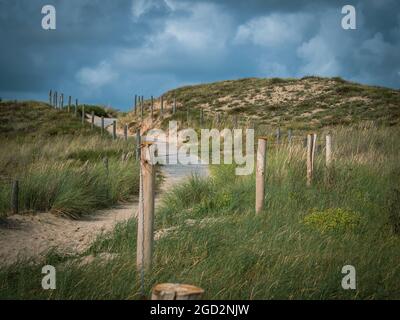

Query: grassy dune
left=0, top=101, right=139, bottom=218
left=121, top=76, right=400, bottom=132
left=1, top=124, right=399, bottom=299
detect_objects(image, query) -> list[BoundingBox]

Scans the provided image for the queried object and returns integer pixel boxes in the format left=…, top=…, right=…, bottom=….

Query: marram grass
left=1, top=125, right=399, bottom=299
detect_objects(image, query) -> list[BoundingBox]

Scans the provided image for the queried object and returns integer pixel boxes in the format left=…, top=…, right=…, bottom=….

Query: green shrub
left=303, top=208, right=361, bottom=233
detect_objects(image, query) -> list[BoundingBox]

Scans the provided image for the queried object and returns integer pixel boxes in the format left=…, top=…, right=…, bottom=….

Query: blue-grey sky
left=0, top=0, right=399, bottom=110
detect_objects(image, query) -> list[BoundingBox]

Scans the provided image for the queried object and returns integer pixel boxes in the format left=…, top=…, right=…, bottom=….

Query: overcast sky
left=0, top=0, right=399, bottom=110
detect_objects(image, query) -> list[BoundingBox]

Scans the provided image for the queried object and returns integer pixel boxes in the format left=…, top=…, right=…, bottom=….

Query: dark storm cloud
left=0, top=0, right=399, bottom=109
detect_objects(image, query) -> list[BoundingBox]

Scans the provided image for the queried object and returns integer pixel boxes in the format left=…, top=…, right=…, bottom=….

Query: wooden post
left=60, top=94, right=64, bottom=109
left=49, top=90, right=52, bottom=105
left=11, top=180, right=19, bottom=215
left=124, top=124, right=128, bottom=141
left=173, top=97, right=176, bottom=114
left=137, top=143, right=156, bottom=272
left=75, top=99, right=78, bottom=116
left=276, top=127, right=281, bottom=145
left=136, top=130, right=141, bottom=160
left=68, top=96, right=71, bottom=113
left=81, top=105, right=85, bottom=125
left=199, top=109, right=203, bottom=125
left=91, top=111, right=95, bottom=130
left=187, top=106, right=190, bottom=125
left=101, top=116, right=104, bottom=135
left=134, top=94, right=137, bottom=115
left=54, top=91, right=58, bottom=109
left=233, top=115, right=238, bottom=128
left=326, top=134, right=332, bottom=167
left=152, top=283, right=204, bottom=300
left=256, top=138, right=268, bottom=214
left=288, top=129, right=292, bottom=144
left=307, top=134, right=316, bottom=186
left=112, top=120, right=117, bottom=140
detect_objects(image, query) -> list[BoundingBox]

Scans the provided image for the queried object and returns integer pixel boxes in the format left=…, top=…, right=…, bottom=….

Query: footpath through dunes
left=0, top=116, right=208, bottom=266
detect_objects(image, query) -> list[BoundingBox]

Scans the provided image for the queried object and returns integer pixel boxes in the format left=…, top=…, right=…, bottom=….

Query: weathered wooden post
left=152, top=284, right=204, bottom=300
left=11, top=180, right=19, bottom=215
left=136, top=129, right=141, bottom=160
left=307, top=133, right=317, bottom=186
left=124, top=124, right=128, bottom=141
left=60, top=93, right=64, bottom=109
left=173, top=97, right=176, bottom=114
left=187, top=105, right=190, bottom=125
left=256, top=138, right=267, bottom=214
left=233, top=115, right=238, bottom=128
left=101, top=116, right=104, bottom=135
left=81, top=105, right=85, bottom=125
left=91, top=111, right=95, bottom=130
left=276, top=127, right=281, bottom=145
left=326, top=134, right=332, bottom=167
left=137, top=142, right=156, bottom=272
left=75, top=99, right=78, bottom=117
left=112, top=120, right=117, bottom=140
left=68, top=96, right=71, bottom=113
left=288, top=129, right=292, bottom=144
left=134, top=94, right=137, bottom=115
left=54, top=91, right=58, bottom=109
left=49, top=90, right=52, bottom=105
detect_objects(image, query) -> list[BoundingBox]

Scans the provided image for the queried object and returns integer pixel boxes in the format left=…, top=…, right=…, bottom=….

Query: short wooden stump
left=151, top=283, right=204, bottom=300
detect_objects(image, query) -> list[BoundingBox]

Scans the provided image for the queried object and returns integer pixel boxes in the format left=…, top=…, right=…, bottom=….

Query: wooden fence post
left=276, top=127, right=281, bottom=145
left=112, top=120, right=117, bottom=140
left=101, top=116, right=104, bottom=135
left=152, top=284, right=204, bottom=300
left=173, top=97, right=176, bottom=114
left=288, top=129, right=292, bottom=144
left=11, top=180, right=19, bottom=215
left=81, top=105, right=85, bottom=125
left=54, top=91, right=58, bottom=109
left=91, top=111, right=95, bottom=130
left=68, top=96, right=71, bottom=113
left=134, top=94, right=137, bottom=115
left=60, top=93, right=64, bottom=109
left=136, top=130, right=141, bottom=160
left=326, top=134, right=332, bottom=167
left=256, top=137, right=268, bottom=214
left=75, top=99, right=78, bottom=117
left=49, top=90, right=52, bottom=105
left=124, top=124, right=128, bottom=141
left=307, top=133, right=317, bottom=186
left=137, top=142, right=156, bottom=272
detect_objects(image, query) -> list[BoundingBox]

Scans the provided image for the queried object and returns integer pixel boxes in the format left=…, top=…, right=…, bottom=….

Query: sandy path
left=0, top=203, right=137, bottom=266
left=0, top=122, right=208, bottom=267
